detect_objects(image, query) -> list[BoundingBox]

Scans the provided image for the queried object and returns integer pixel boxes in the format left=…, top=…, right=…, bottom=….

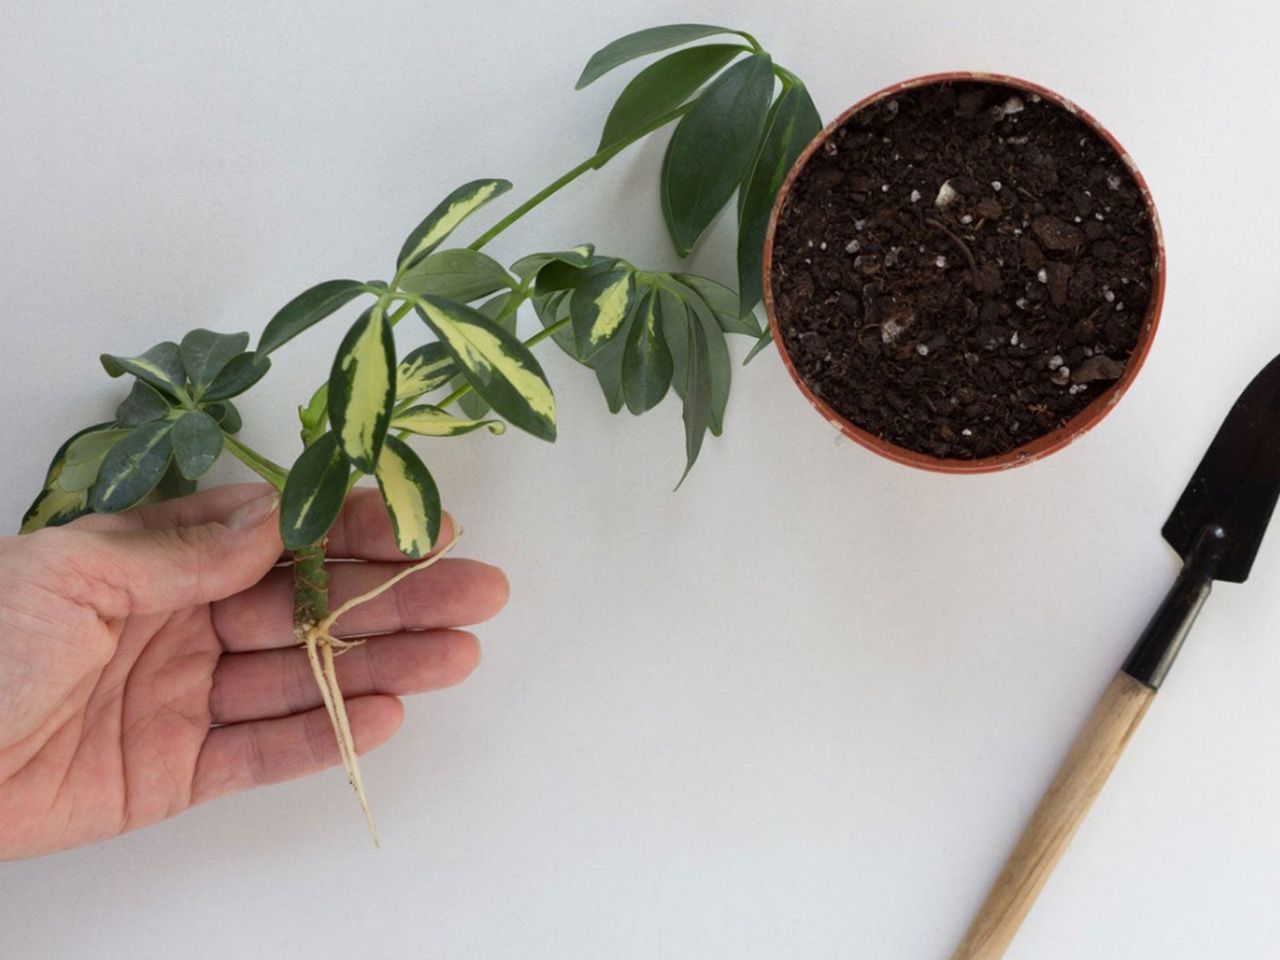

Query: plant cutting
left=19, top=23, right=823, bottom=841
left=765, top=74, right=1163, bottom=471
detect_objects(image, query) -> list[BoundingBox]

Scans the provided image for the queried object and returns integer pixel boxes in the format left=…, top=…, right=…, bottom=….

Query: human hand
left=0, top=483, right=507, bottom=860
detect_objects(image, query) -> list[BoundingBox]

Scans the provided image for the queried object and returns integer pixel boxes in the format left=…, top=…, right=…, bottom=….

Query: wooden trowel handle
left=948, top=672, right=1155, bottom=960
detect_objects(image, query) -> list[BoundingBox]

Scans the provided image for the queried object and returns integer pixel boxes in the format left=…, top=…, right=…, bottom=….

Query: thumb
left=75, top=491, right=283, bottom=616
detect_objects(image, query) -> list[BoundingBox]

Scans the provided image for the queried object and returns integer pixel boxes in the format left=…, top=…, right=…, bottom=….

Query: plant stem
left=468, top=102, right=693, bottom=252
left=292, top=541, right=330, bottom=628
left=223, top=434, right=289, bottom=489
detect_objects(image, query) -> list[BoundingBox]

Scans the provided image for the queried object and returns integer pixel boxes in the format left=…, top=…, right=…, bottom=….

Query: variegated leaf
left=590, top=295, right=639, bottom=414
left=115, top=379, right=172, bottom=427
left=398, top=248, right=514, bottom=304
left=328, top=307, right=396, bottom=473
left=180, top=329, right=250, bottom=394
left=570, top=268, right=635, bottom=360
left=398, top=179, right=512, bottom=271
left=280, top=432, right=350, bottom=550
left=391, top=404, right=505, bottom=437
left=455, top=293, right=512, bottom=420
left=258, top=279, right=371, bottom=356
left=415, top=295, right=556, bottom=442
left=20, top=423, right=114, bottom=532
left=203, top=352, right=271, bottom=402
left=622, top=288, right=673, bottom=414
left=374, top=435, right=442, bottom=558
left=58, top=428, right=130, bottom=492
left=395, top=343, right=457, bottom=403
left=92, top=421, right=176, bottom=513
left=171, top=410, right=224, bottom=480
left=100, top=342, right=187, bottom=398
left=510, top=244, right=594, bottom=281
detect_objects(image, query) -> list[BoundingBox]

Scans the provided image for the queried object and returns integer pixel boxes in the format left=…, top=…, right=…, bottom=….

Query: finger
left=71, top=483, right=277, bottom=532
left=44, top=491, right=283, bottom=618
left=190, top=694, right=403, bottom=806
left=213, top=558, right=508, bottom=652
left=208, top=629, right=480, bottom=724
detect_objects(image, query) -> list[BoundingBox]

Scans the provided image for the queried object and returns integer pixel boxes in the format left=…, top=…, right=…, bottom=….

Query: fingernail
left=226, top=492, right=280, bottom=531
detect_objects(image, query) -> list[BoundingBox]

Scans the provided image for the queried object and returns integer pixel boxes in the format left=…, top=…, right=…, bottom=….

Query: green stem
left=468, top=102, right=694, bottom=252
left=292, top=541, right=329, bottom=629
left=223, top=433, right=289, bottom=490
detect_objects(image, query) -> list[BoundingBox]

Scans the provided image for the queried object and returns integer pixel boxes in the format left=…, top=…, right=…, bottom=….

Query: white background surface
left=2, top=1, right=1278, bottom=957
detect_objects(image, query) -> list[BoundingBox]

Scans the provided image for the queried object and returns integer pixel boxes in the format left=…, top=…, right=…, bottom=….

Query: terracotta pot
left=761, top=72, right=1166, bottom=474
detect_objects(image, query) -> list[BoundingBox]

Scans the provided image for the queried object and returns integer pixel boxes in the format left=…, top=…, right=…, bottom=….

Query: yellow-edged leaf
left=328, top=308, right=395, bottom=473
left=391, top=404, right=505, bottom=437
left=416, top=295, right=556, bottom=441
left=374, top=435, right=441, bottom=558
left=395, top=343, right=456, bottom=403
left=398, top=179, right=512, bottom=270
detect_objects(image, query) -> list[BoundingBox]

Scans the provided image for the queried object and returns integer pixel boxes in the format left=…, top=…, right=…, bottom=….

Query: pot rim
left=761, top=71, right=1166, bottom=474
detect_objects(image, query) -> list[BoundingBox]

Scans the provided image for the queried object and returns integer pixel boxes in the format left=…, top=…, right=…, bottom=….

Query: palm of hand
left=0, top=485, right=505, bottom=860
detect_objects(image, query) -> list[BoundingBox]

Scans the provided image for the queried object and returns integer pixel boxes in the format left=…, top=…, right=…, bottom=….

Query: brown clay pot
left=761, top=72, right=1166, bottom=474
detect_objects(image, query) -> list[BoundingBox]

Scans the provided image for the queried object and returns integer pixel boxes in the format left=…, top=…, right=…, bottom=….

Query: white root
left=298, top=527, right=464, bottom=846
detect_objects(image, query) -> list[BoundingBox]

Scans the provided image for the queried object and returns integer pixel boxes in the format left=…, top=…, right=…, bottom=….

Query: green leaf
left=571, top=268, right=635, bottom=360
left=115, top=379, right=172, bottom=427
left=92, top=421, right=176, bottom=513
left=328, top=307, right=395, bottom=473
left=58, top=428, right=130, bottom=492
left=673, top=273, right=760, bottom=335
left=533, top=255, right=620, bottom=297
left=257, top=280, right=370, bottom=356
left=683, top=287, right=733, bottom=435
left=180, top=329, right=250, bottom=394
left=532, top=289, right=577, bottom=358
left=206, top=400, right=243, bottom=434
left=398, top=179, right=512, bottom=270
left=100, top=342, right=187, bottom=398
left=391, top=404, right=505, bottom=437
left=622, top=288, right=673, bottom=414
left=576, top=23, right=741, bottom=89
left=598, top=44, right=747, bottom=151
left=279, top=432, right=350, bottom=550
left=743, top=329, right=775, bottom=365
left=398, top=248, right=514, bottom=303
left=415, top=295, right=556, bottom=442
left=374, top=435, right=441, bottom=558
left=737, top=81, right=822, bottom=314
left=396, top=343, right=457, bottom=403
left=660, top=53, right=775, bottom=256
left=203, top=352, right=271, bottom=402
left=677, top=302, right=713, bottom=486
left=171, top=410, right=225, bottom=480
left=454, top=293, right=513, bottom=420
left=156, top=462, right=197, bottom=500
left=510, top=245, right=594, bottom=281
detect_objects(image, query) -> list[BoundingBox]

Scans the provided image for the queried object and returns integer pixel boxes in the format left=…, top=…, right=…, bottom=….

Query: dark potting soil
left=769, top=80, right=1157, bottom=460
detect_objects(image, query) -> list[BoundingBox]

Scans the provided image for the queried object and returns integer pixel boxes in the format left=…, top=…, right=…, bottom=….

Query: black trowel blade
left=1163, top=352, right=1280, bottom=583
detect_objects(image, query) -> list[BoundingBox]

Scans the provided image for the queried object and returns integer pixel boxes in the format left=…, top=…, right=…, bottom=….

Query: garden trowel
left=950, top=352, right=1280, bottom=960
